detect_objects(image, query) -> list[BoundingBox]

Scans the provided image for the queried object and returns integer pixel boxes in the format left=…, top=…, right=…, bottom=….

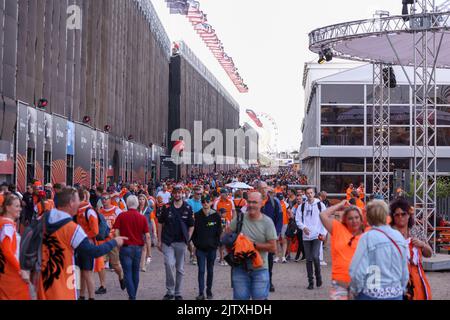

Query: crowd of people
left=0, top=167, right=435, bottom=300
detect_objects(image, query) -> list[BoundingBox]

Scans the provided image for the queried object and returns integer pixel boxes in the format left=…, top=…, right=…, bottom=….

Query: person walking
left=390, top=198, right=432, bottom=300
left=349, top=200, right=409, bottom=300
left=157, top=185, right=195, bottom=300
left=113, top=195, right=151, bottom=300
left=191, top=195, right=222, bottom=300
left=295, top=187, right=326, bottom=290
left=230, top=191, right=277, bottom=300
left=137, top=194, right=154, bottom=272
left=0, top=194, right=30, bottom=300
left=319, top=200, right=366, bottom=300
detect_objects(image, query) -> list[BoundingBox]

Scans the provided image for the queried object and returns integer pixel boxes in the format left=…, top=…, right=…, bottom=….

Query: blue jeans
left=231, top=267, right=270, bottom=300
left=356, top=292, right=403, bottom=300
left=196, top=249, right=216, bottom=295
left=119, top=246, right=143, bottom=300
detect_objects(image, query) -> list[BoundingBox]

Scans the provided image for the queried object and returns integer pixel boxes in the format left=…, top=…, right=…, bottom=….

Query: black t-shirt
left=158, top=202, right=195, bottom=246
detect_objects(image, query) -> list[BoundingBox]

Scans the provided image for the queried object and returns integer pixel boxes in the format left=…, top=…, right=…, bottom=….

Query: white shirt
left=157, top=191, right=172, bottom=204
left=295, top=199, right=326, bottom=241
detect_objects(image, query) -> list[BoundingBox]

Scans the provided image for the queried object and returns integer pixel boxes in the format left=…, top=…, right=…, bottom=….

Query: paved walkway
left=94, top=246, right=450, bottom=300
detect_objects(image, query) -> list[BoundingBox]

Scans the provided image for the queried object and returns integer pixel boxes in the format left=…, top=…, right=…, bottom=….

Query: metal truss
left=372, top=63, right=391, bottom=202
left=308, top=9, right=450, bottom=68
left=412, top=0, right=438, bottom=253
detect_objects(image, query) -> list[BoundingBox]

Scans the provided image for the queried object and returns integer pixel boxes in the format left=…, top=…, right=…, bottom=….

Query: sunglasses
left=101, top=197, right=111, bottom=201
left=394, top=211, right=409, bottom=218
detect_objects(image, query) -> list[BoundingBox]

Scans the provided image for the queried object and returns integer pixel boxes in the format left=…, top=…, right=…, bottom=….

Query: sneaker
left=141, top=267, right=146, bottom=272
left=222, top=261, right=228, bottom=266
left=273, top=257, right=280, bottom=263
left=282, top=257, right=287, bottom=264
left=78, top=296, right=86, bottom=301
left=294, top=257, right=301, bottom=262
left=196, top=294, right=205, bottom=300
left=192, top=259, right=197, bottom=266
left=175, top=295, right=183, bottom=300
left=147, top=257, right=152, bottom=264
left=320, top=261, right=327, bottom=266
left=163, top=294, right=174, bottom=300
left=307, top=283, right=314, bottom=290
left=206, top=291, right=213, bottom=300
left=119, top=278, right=126, bottom=291
left=269, top=284, right=275, bottom=292
left=95, top=286, right=107, bottom=295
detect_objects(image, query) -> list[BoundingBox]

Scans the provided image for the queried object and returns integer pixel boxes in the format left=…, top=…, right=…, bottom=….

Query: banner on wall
left=51, top=116, right=67, bottom=185
left=16, top=103, right=28, bottom=192
left=35, top=110, right=45, bottom=182
left=74, top=123, right=93, bottom=187
left=44, top=113, right=52, bottom=151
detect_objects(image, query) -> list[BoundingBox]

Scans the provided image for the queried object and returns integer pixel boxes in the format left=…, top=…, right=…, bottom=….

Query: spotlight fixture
left=83, top=116, right=91, bottom=124
left=383, top=66, right=397, bottom=88
left=318, top=48, right=333, bottom=64
left=402, top=0, right=414, bottom=21
left=104, top=125, right=111, bottom=133
left=38, top=98, right=48, bottom=109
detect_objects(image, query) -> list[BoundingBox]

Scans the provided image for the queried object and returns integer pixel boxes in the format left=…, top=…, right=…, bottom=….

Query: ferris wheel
left=257, top=112, right=279, bottom=153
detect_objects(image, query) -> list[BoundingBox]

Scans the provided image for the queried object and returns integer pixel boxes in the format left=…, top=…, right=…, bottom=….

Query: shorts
left=281, top=224, right=288, bottom=239
left=105, top=247, right=121, bottom=269
left=76, top=251, right=95, bottom=271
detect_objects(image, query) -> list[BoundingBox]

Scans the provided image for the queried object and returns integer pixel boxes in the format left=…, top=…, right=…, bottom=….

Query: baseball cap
left=173, top=184, right=183, bottom=192
left=220, top=188, right=229, bottom=194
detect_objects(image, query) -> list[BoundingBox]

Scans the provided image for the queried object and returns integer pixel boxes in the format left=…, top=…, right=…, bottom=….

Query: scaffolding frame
left=372, top=63, right=391, bottom=202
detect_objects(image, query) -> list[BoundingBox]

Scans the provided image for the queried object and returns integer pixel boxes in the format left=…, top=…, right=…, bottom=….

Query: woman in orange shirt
left=319, top=200, right=366, bottom=300
left=390, top=198, right=432, bottom=300
left=0, top=194, right=31, bottom=300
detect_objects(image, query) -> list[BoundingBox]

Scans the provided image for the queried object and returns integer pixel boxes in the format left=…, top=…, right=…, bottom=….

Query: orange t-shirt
left=36, top=199, right=55, bottom=217
left=233, top=198, right=247, bottom=210
left=346, top=188, right=353, bottom=201
left=111, top=198, right=126, bottom=211
left=99, top=206, right=122, bottom=239
left=0, top=194, right=4, bottom=207
left=357, top=187, right=365, bottom=200
left=330, top=220, right=364, bottom=283
left=0, top=217, right=30, bottom=300
left=214, top=198, right=235, bottom=222
left=281, top=201, right=289, bottom=225
left=37, top=218, right=86, bottom=300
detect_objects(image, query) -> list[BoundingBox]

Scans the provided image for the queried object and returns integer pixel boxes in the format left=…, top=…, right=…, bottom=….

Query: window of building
left=26, top=148, right=35, bottom=184
left=91, top=158, right=96, bottom=186
left=321, top=85, right=364, bottom=104
left=367, top=127, right=410, bottom=146
left=366, top=158, right=410, bottom=172
left=367, top=85, right=410, bottom=104
left=438, top=128, right=450, bottom=146
left=367, top=105, right=410, bottom=125
left=435, top=86, right=450, bottom=104
left=44, top=151, right=51, bottom=184
left=67, top=155, right=74, bottom=186
left=321, top=158, right=364, bottom=172
left=320, top=175, right=364, bottom=194
left=321, top=127, right=364, bottom=146
left=321, top=105, right=364, bottom=125
left=437, top=106, right=450, bottom=125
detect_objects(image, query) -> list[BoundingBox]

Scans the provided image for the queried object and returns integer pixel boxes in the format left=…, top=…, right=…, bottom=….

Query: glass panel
left=321, top=158, right=364, bottom=172
left=437, top=106, right=450, bottom=125
left=366, top=158, right=410, bottom=172
left=321, top=85, right=364, bottom=104
left=368, top=127, right=410, bottom=146
left=321, top=127, right=364, bottom=146
left=367, top=105, right=410, bottom=125
left=367, top=85, right=410, bottom=104
left=436, top=86, right=450, bottom=104
left=321, top=105, right=364, bottom=125
left=320, top=175, right=364, bottom=194
left=438, top=128, right=450, bottom=146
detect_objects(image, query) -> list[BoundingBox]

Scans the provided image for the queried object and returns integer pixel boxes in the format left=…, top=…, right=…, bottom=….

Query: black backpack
left=300, top=201, right=323, bottom=223
left=20, top=212, right=72, bottom=280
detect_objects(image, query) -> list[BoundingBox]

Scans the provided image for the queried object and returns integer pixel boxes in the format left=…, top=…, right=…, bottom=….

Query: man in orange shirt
left=357, top=183, right=365, bottom=201
left=95, top=193, right=125, bottom=295
left=213, top=189, right=236, bottom=223
left=30, top=188, right=127, bottom=300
